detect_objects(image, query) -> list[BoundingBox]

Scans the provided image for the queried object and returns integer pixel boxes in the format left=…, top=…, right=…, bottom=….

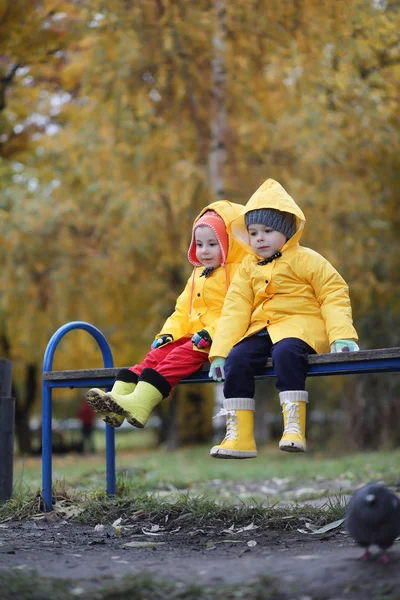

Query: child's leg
left=154, top=340, right=210, bottom=387
left=86, top=368, right=138, bottom=427
left=130, top=339, right=188, bottom=379
left=211, top=335, right=272, bottom=459
left=271, top=337, right=315, bottom=452
left=105, top=341, right=209, bottom=428
left=88, top=341, right=187, bottom=426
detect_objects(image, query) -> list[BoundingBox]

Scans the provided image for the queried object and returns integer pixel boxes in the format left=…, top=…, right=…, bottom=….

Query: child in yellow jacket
left=86, top=201, right=248, bottom=429
left=209, top=179, right=359, bottom=458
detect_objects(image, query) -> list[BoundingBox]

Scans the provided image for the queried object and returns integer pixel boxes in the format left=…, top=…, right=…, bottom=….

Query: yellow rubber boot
left=278, top=391, right=308, bottom=452
left=86, top=372, right=137, bottom=428
left=104, top=369, right=171, bottom=428
left=210, top=398, right=257, bottom=459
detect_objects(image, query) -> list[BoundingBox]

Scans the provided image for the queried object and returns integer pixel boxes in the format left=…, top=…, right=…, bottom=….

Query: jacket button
left=267, top=320, right=270, bottom=324
left=265, top=280, right=268, bottom=284
left=197, top=293, right=201, bottom=297
left=198, top=313, right=201, bottom=316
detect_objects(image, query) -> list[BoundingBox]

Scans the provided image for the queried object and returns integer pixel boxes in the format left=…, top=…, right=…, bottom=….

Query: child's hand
left=151, top=335, right=173, bottom=349
left=209, top=357, right=226, bottom=381
left=330, top=339, right=359, bottom=353
left=192, top=330, right=212, bottom=350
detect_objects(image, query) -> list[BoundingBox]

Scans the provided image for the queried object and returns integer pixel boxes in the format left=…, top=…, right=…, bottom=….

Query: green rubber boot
left=86, top=374, right=137, bottom=428
left=104, top=368, right=171, bottom=428
left=104, top=382, right=162, bottom=428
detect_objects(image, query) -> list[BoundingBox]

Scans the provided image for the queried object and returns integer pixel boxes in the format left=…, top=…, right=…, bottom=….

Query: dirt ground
left=1, top=514, right=399, bottom=599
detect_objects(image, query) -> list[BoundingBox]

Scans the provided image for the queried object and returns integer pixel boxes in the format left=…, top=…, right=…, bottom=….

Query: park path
left=1, top=517, right=399, bottom=599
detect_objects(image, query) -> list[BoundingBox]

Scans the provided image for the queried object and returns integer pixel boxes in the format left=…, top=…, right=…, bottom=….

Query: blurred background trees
left=1, top=0, right=400, bottom=452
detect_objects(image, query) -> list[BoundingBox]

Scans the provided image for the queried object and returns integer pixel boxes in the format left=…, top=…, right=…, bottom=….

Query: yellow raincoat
left=209, top=179, right=358, bottom=359
left=157, top=200, right=249, bottom=352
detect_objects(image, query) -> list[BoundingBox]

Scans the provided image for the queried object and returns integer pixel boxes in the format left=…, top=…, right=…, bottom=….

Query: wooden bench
left=41, top=321, right=400, bottom=511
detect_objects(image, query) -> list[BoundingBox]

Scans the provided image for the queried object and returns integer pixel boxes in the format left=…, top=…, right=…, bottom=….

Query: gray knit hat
left=245, top=208, right=296, bottom=240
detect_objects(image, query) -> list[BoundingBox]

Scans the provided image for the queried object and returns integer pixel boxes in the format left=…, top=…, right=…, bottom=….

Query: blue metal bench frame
left=41, top=321, right=400, bottom=511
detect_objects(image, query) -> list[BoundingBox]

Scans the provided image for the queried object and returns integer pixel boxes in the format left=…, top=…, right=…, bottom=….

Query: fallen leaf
left=70, top=587, right=84, bottom=596
left=142, top=529, right=164, bottom=536
left=123, top=541, right=165, bottom=548
left=143, top=524, right=161, bottom=533
left=237, top=523, right=259, bottom=533
left=53, top=501, right=84, bottom=519
left=223, top=522, right=260, bottom=534
left=206, top=542, right=216, bottom=550
left=297, top=518, right=345, bottom=535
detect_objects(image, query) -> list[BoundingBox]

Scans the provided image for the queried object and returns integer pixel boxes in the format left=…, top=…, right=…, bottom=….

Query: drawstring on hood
left=200, top=266, right=215, bottom=278
left=257, top=251, right=282, bottom=266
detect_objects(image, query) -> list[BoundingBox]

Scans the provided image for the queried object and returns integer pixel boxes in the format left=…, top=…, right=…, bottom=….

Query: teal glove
left=209, top=357, right=226, bottom=382
left=330, top=339, right=359, bottom=353
left=151, top=335, right=173, bottom=349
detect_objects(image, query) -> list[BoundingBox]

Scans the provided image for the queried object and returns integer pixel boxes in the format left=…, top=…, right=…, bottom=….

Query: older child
left=86, top=201, right=248, bottom=428
left=209, top=179, right=359, bottom=458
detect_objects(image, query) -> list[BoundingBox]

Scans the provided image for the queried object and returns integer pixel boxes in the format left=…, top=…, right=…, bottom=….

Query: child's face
left=195, top=226, right=222, bottom=268
left=248, top=224, right=287, bottom=258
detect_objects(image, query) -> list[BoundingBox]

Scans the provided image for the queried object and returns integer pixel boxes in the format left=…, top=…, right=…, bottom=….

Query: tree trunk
left=14, top=363, right=37, bottom=454
left=254, top=380, right=275, bottom=445
left=342, top=373, right=400, bottom=450
left=209, top=0, right=227, bottom=200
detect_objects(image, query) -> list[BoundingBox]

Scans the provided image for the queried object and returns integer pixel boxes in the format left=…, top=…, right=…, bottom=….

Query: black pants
left=224, top=335, right=315, bottom=399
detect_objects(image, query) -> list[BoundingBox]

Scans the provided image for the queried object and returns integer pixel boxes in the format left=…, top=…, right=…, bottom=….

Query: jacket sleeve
left=157, top=275, right=192, bottom=341
left=209, top=258, right=255, bottom=360
left=302, top=252, right=358, bottom=345
left=201, top=262, right=244, bottom=342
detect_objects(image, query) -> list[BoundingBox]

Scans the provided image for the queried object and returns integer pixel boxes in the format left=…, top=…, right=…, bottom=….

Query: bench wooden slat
left=42, top=347, right=400, bottom=381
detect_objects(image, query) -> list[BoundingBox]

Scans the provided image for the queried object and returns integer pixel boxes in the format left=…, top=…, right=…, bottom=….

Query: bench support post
left=0, top=359, right=14, bottom=504
left=42, top=322, right=115, bottom=511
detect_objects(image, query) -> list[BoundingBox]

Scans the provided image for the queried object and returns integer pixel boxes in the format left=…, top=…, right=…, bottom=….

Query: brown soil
left=1, top=516, right=399, bottom=599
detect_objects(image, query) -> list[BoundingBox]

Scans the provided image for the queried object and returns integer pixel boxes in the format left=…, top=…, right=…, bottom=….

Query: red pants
left=130, top=339, right=209, bottom=389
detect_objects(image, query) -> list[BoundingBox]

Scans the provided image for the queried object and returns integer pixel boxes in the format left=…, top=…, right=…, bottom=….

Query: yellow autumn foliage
left=0, top=0, right=399, bottom=424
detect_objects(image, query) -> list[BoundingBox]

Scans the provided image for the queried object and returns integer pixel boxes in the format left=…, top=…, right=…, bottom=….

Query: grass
left=0, top=572, right=295, bottom=600
left=13, top=442, right=400, bottom=493
left=2, top=442, right=398, bottom=525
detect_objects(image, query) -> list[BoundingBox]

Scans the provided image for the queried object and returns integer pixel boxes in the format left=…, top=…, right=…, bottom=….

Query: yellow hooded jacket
left=209, top=179, right=358, bottom=359
left=156, top=200, right=249, bottom=352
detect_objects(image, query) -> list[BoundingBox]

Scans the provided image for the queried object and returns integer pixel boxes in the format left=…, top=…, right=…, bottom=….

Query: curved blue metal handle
left=42, top=321, right=115, bottom=511
left=43, top=321, right=114, bottom=372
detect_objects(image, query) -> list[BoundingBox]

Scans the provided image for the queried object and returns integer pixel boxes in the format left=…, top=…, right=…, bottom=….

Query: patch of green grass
left=88, top=573, right=291, bottom=600
left=0, top=572, right=72, bottom=600
left=1, top=472, right=348, bottom=531
left=0, top=571, right=311, bottom=600
left=8, top=445, right=400, bottom=524
left=14, top=444, right=400, bottom=493
left=77, top=490, right=347, bottom=529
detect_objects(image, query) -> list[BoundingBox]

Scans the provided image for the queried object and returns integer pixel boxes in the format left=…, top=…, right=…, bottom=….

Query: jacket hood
left=188, top=200, right=249, bottom=266
left=229, top=179, right=306, bottom=254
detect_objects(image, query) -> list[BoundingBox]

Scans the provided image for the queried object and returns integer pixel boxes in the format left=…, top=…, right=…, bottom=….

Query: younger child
left=208, top=179, right=359, bottom=458
left=86, top=201, right=249, bottom=428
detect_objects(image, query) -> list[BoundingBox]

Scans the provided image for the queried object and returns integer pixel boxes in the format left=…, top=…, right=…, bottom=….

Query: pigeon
left=345, top=483, right=400, bottom=562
